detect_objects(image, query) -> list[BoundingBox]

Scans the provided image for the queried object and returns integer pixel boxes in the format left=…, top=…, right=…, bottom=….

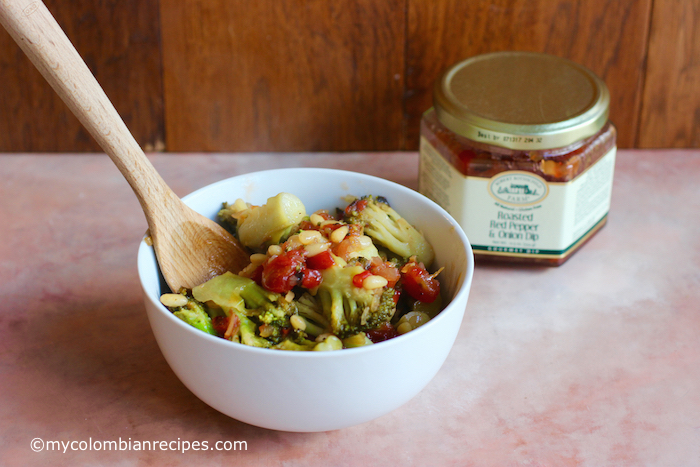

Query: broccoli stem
left=295, top=315, right=326, bottom=337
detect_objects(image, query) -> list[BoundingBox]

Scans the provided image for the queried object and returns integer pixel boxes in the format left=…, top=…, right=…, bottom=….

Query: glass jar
left=419, top=51, right=617, bottom=266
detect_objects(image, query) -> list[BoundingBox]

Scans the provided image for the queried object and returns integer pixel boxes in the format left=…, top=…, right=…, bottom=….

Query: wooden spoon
left=0, top=0, right=250, bottom=291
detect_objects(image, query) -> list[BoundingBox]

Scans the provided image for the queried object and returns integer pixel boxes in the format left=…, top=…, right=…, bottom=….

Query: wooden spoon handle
left=0, top=0, right=176, bottom=216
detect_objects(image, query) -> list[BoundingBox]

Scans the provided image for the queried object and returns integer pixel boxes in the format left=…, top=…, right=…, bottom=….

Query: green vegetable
left=164, top=192, right=444, bottom=351
left=293, top=314, right=327, bottom=337
left=217, top=201, right=241, bottom=236
left=295, top=293, right=330, bottom=337
left=345, top=195, right=434, bottom=267
left=235, top=193, right=306, bottom=250
left=191, top=272, right=247, bottom=316
left=238, top=313, right=272, bottom=348
left=272, top=338, right=318, bottom=351
left=171, top=297, right=217, bottom=336
left=192, top=271, right=297, bottom=344
left=316, top=264, right=397, bottom=338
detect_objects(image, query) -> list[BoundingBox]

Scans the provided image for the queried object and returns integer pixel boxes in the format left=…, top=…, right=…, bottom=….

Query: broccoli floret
left=191, top=272, right=297, bottom=344
left=272, top=334, right=320, bottom=351
left=316, top=264, right=397, bottom=338
left=193, top=272, right=295, bottom=315
left=171, top=297, right=217, bottom=336
left=238, top=313, right=272, bottom=348
left=363, top=287, right=397, bottom=329
left=344, top=195, right=435, bottom=267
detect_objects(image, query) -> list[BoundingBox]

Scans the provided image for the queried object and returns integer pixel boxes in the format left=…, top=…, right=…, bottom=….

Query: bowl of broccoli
left=138, top=168, right=474, bottom=432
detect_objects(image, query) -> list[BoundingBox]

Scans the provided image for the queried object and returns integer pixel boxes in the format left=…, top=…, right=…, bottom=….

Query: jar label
left=488, top=171, right=549, bottom=206
left=418, top=136, right=616, bottom=259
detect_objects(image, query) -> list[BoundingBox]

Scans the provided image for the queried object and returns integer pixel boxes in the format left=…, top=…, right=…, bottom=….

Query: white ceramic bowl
left=138, top=168, right=474, bottom=432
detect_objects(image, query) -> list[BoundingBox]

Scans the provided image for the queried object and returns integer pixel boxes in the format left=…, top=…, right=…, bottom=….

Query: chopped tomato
left=261, top=248, right=305, bottom=293
left=332, top=230, right=366, bottom=261
left=301, top=268, right=322, bottom=289
left=306, top=249, right=335, bottom=270
left=344, top=198, right=368, bottom=217
left=250, top=264, right=264, bottom=285
left=298, top=220, right=319, bottom=231
left=352, top=270, right=372, bottom=288
left=369, top=257, right=400, bottom=288
left=366, top=322, right=398, bottom=343
left=401, top=263, right=440, bottom=303
left=333, top=236, right=357, bottom=261
left=316, top=221, right=343, bottom=240
left=392, top=287, right=401, bottom=304
left=299, top=212, right=335, bottom=231
left=347, top=223, right=364, bottom=236
left=226, top=313, right=241, bottom=338
left=211, top=316, right=230, bottom=337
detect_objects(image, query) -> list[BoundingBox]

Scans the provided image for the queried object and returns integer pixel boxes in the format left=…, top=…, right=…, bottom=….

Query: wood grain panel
left=639, top=0, right=700, bottom=148
left=405, top=0, right=652, bottom=149
left=1, top=0, right=697, bottom=152
left=160, top=0, right=405, bottom=152
left=0, top=0, right=164, bottom=152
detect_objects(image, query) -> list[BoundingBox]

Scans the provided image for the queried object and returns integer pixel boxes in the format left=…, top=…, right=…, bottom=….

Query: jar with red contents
left=419, top=51, right=617, bottom=266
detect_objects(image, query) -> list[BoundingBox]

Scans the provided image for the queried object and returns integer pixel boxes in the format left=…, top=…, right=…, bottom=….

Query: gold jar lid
left=433, top=51, right=610, bottom=150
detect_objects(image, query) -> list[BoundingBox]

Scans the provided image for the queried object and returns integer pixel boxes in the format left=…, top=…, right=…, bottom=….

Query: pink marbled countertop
left=1, top=150, right=698, bottom=466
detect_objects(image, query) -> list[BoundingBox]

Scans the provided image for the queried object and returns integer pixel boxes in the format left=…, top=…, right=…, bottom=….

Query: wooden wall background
left=0, top=0, right=698, bottom=152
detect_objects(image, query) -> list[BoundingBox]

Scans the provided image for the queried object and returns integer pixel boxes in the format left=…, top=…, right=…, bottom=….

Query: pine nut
left=298, top=230, right=322, bottom=245
left=310, top=213, right=325, bottom=226
left=362, top=275, right=388, bottom=290
left=315, top=332, right=333, bottom=342
left=330, top=225, right=349, bottom=243
left=239, top=262, right=260, bottom=278
left=285, top=235, right=303, bottom=250
left=250, top=253, right=268, bottom=264
left=160, top=293, right=188, bottom=308
left=290, top=315, right=306, bottom=331
left=304, top=241, right=330, bottom=257
left=267, top=244, right=283, bottom=256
